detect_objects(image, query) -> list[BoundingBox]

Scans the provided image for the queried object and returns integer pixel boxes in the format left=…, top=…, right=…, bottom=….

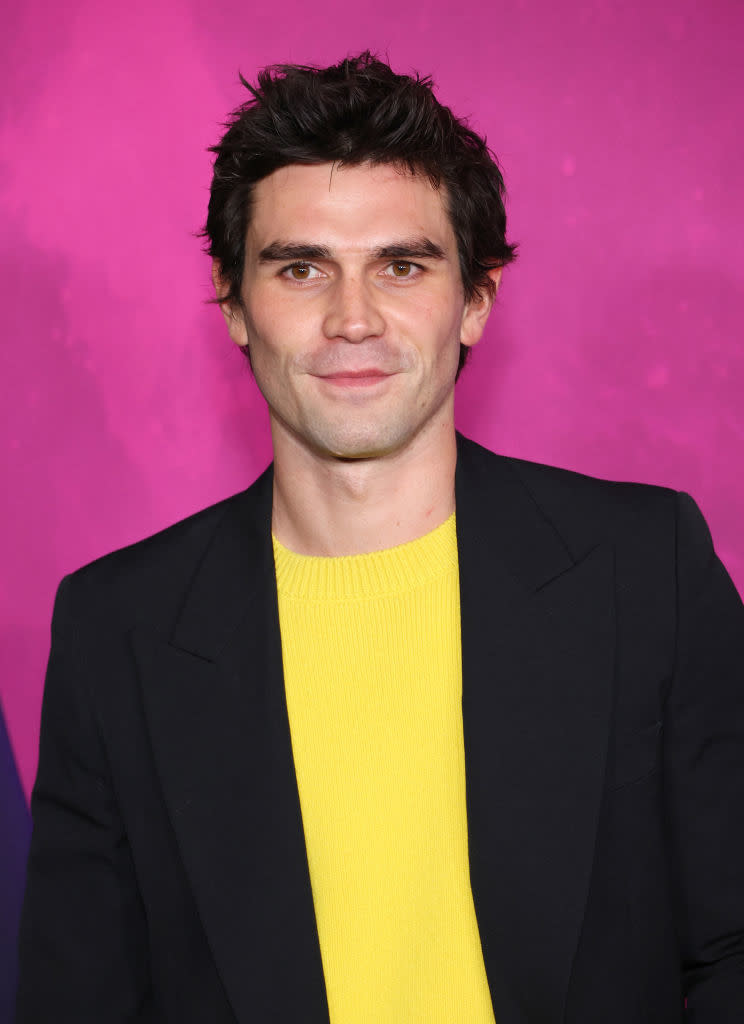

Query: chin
left=312, top=422, right=412, bottom=461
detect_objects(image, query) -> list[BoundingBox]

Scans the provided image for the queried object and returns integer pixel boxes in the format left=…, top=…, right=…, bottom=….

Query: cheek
left=404, top=299, right=464, bottom=361
left=392, top=287, right=459, bottom=335
left=247, top=281, right=320, bottom=338
left=413, top=277, right=465, bottom=330
left=242, top=302, right=310, bottom=399
left=243, top=298, right=291, bottom=360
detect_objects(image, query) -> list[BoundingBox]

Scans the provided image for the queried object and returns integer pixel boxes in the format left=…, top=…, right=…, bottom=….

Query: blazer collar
left=455, top=434, right=614, bottom=1023
left=133, top=435, right=614, bottom=1024
left=132, top=463, right=330, bottom=1023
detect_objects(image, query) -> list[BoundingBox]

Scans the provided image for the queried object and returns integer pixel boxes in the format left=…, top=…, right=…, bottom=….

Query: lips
left=315, top=368, right=394, bottom=388
left=319, top=369, right=390, bottom=379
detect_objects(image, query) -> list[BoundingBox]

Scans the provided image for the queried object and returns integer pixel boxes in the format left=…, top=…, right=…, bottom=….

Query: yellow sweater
left=272, top=513, right=495, bottom=1024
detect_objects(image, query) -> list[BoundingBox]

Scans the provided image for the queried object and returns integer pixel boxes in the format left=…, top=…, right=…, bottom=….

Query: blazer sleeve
left=663, top=492, right=744, bottom=1020
left=15, top=574, right=155, bottom=1023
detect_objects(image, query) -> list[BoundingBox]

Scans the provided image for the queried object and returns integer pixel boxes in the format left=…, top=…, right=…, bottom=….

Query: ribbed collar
left=272, top=513, right=458, bottom=600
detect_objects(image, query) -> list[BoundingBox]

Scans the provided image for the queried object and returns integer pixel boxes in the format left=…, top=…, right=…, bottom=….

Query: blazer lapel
left=129, top=436, right=613, bottom=1024
left=131, top=465, right=330, bottom=1024
left=456, top=435, right=615, bottom=1024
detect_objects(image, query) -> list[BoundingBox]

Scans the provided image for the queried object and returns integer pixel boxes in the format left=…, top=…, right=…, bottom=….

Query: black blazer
left=16, top=434, right=744, bottom=1023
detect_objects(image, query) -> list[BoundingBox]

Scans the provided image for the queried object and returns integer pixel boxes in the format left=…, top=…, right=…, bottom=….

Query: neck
left=270, top=417, right=458, bottom=557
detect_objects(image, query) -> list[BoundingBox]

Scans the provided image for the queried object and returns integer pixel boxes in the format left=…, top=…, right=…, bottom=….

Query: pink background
left=2, top=0, right=743, bottom=800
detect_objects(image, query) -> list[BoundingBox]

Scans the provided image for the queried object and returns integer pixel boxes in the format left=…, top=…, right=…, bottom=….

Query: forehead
left=247, top=162, right=455, bottom=251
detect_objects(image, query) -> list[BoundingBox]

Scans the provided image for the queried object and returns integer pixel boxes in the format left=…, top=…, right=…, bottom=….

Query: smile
left=315, top=370, right=395, bottom=388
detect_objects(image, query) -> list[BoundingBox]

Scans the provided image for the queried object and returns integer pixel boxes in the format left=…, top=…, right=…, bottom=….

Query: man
left=16, top=53, right=744, bottom=1023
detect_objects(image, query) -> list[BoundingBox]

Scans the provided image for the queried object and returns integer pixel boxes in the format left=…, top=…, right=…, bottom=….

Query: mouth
left=315, top=369, right=395, bottom=388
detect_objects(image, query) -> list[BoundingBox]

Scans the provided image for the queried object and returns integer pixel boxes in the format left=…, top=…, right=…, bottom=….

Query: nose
left=322, top=274, right=386, bottom=343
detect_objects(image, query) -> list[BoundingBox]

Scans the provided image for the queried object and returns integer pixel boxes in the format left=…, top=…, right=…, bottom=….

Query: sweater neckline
left=272, top=513, right=458, bottom=600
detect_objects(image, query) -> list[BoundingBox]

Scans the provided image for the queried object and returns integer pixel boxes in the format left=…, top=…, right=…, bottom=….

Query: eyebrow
left=257, top=237, right=447, bottom=263
left=258, top=242, right=331, bottom=262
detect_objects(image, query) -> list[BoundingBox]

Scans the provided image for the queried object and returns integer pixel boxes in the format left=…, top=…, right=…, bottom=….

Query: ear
left=460, top=266, right=503, bottom=349
left=212, top=259, right=249, bottom=348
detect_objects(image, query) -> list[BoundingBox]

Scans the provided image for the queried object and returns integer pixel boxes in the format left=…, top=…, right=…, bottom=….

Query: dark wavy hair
left=204, top=52, right=517, bottom=374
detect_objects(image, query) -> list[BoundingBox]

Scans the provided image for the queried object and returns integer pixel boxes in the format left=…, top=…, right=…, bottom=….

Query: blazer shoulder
left=458, top=433, right=682, bottom=555
left=57, top=463, right=272, bottom=629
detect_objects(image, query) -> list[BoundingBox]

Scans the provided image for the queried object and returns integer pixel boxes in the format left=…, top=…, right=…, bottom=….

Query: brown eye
left=391, top=261, right=412, bottom=277
left=290, top=263, right=311, bottom=280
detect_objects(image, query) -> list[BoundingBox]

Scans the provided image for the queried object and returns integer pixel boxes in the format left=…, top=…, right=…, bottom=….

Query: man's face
left=218, top=161, right=496, bottom=461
